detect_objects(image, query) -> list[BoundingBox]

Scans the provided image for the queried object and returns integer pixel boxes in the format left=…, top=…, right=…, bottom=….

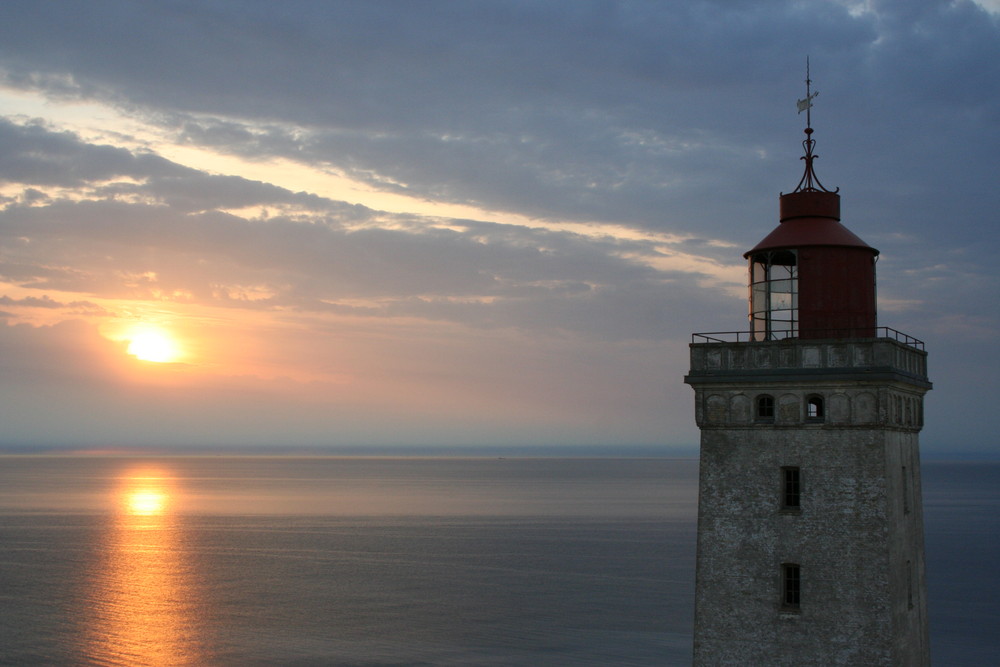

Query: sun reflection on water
left=83, top=467, right=204, bottom=666
left=127, top=488, right=168, bottom=516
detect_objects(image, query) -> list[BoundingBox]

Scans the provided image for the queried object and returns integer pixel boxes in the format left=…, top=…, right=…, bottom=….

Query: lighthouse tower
left=685, top=79, right=931, bottom=665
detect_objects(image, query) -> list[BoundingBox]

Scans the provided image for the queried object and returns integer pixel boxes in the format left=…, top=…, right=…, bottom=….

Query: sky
left=0, top=0, right=997, bottom=454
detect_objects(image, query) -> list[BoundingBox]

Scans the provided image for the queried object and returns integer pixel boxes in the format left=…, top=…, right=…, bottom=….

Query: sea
left=0, top=456, right=996, bottom=666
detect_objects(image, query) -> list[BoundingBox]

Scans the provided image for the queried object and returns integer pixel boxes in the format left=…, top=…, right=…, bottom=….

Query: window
left=756, top=395, right=775, bottom=421
left=782, top=563, right=801, bottom=609
left=782, top=467, right=801, bottom=510
left=749, top=249, right=798, bottom=340
left=806, top=395, right=824, bottom=421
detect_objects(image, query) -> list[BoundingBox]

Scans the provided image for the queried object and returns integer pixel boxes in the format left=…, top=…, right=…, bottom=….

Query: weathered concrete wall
left=687, top=337, right=930, bottom=666
left=693, top=382, right=926, bottom=431
left=688, top=338, right=929, bottom=381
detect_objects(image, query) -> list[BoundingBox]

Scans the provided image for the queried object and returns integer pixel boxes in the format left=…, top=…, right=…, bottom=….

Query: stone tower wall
left=687, top=337, right=930, bottom=666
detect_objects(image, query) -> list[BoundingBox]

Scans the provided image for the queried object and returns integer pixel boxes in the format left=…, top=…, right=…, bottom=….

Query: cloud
left=0, top=2, right=873, bottom=231
left=1, top=2, right=995, bottom=251
left=0, top=293, right=111, bottom=315
left=0, top=117, right=190, bottom=186
left=0, top=118, right=733, bottom=343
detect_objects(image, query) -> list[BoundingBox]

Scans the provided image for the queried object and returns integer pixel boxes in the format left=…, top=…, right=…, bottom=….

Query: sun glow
left=127, top=489, right=168, bottom=516
left=117, top=468, right=175, bottom=517
left=126, top=326, right=180, bottom=363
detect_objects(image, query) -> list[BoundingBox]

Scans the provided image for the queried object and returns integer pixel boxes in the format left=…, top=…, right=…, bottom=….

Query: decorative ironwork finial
left=792, top=57, right=837, bottom=194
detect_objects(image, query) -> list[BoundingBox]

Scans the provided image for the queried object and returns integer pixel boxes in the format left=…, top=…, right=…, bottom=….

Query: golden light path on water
left=83, top=467, right=204, bottom=666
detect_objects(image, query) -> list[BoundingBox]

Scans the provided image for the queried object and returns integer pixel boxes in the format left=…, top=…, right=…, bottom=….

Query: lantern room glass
left=750, top=249, right=798, bottom=340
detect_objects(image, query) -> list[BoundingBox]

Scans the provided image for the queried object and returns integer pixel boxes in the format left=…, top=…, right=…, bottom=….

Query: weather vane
left=796, top=56, right=819, bottom=128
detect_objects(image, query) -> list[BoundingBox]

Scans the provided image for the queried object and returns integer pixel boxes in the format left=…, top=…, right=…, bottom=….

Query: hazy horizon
left=1, top=444, right=996, bottom=462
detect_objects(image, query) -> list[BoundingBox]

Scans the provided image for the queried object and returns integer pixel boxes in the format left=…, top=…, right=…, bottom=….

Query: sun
left=126, top=326, right=180, bottom=363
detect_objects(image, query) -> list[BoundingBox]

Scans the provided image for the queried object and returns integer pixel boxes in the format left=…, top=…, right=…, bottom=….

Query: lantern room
left=746, top=127, right=878, bottom=340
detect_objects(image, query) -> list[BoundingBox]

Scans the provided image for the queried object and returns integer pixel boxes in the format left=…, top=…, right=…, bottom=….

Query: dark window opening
left=756, top=395, right=775, bottom=421
left=782, top=467, right=801, bottom=510
left=782, top=563, right=801, bottom=609
left=806, top=396, right=824, bottom=421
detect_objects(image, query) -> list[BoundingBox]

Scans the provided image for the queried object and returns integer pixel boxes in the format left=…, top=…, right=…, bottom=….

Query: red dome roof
left=744, top=191, right=878, bottom=257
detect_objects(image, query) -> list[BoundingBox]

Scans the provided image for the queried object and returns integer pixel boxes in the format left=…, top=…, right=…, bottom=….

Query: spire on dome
left=791, top=57, right=837, bottom=195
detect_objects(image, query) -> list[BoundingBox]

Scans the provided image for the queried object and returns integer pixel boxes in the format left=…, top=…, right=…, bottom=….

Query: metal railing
left=691, top=327, right=925, bottom=350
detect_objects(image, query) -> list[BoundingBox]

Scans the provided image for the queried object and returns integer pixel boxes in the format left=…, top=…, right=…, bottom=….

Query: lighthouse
left=685, top=77, right=931, bottom=665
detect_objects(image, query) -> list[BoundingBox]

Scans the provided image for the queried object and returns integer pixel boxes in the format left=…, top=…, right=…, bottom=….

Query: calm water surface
left=0, top=457, right=696, bottom=666
left=0, top=457, right=996, bottom=666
